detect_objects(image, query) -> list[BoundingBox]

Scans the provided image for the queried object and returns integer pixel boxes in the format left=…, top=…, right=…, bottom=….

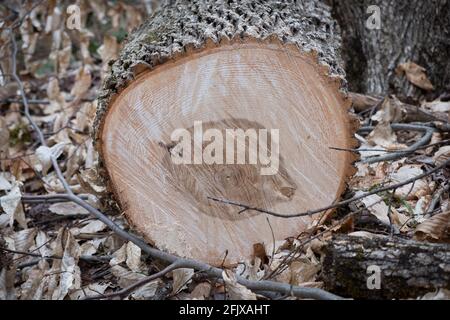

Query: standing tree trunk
left=93, top=0, right=357, bottom=265
left=330, top=0, right=450, bottom=99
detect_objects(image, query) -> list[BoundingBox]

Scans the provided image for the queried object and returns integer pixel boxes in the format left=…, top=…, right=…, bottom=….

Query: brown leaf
left=77, top=168, right=106, bottom=196
left=349, top=92, right=380, bottom=112
left=98, top=35, right=119, bottom=81
left=78, top=30, right=94, bottom=65
left=371, top=96, right=403, bottom=123
left=396, top=61, right=434, bottom=91
left=0, top=117, right=10, bottom=163
left=98, top=35, right=119, bottom=66
left=367, top=121, right=405, bottom=150
left=56, top=32, right=71, bottom=76
left=433, top=146, right=450, bottom=167
left=414, top=211, right=450, bottom=243
left=391, top=165, right=430, bottom=200
left=252, top=243, right=268, bottom=264
left=222, top=270, right=257, bottom=300
left=423, top=99, right=450, bottom=113
left=0, top=82, right=18, bottom=101
left=289, top=258, right=320, bottom=285
left=419, top=288, right=450, bottom=300
left=172, top=268, right=194, bottom=294
left=190, top=282, right=212, bottom=300
left=70, top=66, right=92, bottom=103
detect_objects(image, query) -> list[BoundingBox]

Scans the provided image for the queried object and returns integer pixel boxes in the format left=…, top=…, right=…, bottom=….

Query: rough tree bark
left=93, top=0, right=357, bottom=265
left=330, top=0, right=450, bottom=99
left=323, top=235, right=450, bottom=299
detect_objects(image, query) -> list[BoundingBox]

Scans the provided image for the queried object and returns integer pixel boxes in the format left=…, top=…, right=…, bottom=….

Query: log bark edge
left=323, top=235, right=450, bottom=299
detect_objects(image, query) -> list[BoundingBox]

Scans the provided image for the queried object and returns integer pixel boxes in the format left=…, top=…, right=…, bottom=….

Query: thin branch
left=358, top=123, right=436, bottom=163
left=329, top=139, right=450, bottom=155
left=208, top=158, right=450, bottom=219
left=265, top=199, right=382, bottom=280
left=21, top=194, right=89, bottom=203
left=1, top=246, right=111, bottom=268
left=83, top=261, right=183, bottom=300
left=1, top=97, right=95, bottom=105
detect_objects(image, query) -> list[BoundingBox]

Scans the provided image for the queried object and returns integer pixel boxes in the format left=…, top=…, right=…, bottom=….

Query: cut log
left=93, top=0, right=357, bottom=265
left=323, top=235, right=450, bottom=299
left=330, top=0, right=450, bottom=99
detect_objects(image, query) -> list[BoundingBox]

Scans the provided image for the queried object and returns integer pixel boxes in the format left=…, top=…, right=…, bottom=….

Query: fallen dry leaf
left=19, top=260, right=50, bottom=300
left=125, top=241, right=142, bottom=272
left=172, top=268, right=194, bottom=294
left=371, top=96, right=403, bottom=123
left=70, top=65, right=92, bottom=102
left=423, top=99, right=450, bottom=113
left=348, top=231, right=386, bottom=239
left=73, top=220, right=107, bottom=235
left=289, top=257, right=320, bottom=286
left=12, top=228, right=37, bottom=253
left=189, top=282, right=212, bottom=300
left=391, top=165, right=430, bottom=199
left=366, top=121, right=406, bottom=150
left=419, top=288, right=450, bottom=300
left=98, top=35, right=119, bottom=80
left=49, top=202, right=89, bottom=216
left=433, top=146, right=450, bottom=166
left=109, top=243, right=127, bottom=266
left=356, top=192, right=390, bottom=226
left=110, top=265, right=161, bottom=299
left=222, top=270, right=257, bottom=300
left=0, top=173, right=12, bottom=191
left=349, top=92, right=380, bottom=112
left=0, top=267, right=17, bottom=300
left=356, top=192, right=409, bottom=228
left=414, top=211, right=450, bottom=243
left=45, top=228, right=81, bottom=300
left=396, top=61, right=434, bottom=91
left=414, top=196, right=432, bottom=223
left=35, top=143, right=66, bottom=175
left=69, top=282, right=110, bottom=300
left=0, top=181, right=27, bottom=228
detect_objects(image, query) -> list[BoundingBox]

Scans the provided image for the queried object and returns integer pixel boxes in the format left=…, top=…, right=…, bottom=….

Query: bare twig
left=265, top=198, right=383, bottom=280
left=350, top=92, right=443, bottom=123
left=208, top=158, right=450, bottom=219
left=1, top=246, right=111, bottom=268
left=21, top=194, right=89, bottom=203
left=83, top=261, right=183, bottom=300
left=1, top=97, right=95, bottom=105
left=330, top=139, right=450, bottom=155
left=358, top=123, right=436, bottom=163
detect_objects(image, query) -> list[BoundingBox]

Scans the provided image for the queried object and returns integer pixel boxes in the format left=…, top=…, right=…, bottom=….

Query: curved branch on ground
left=358, top=123, right=436, bottom=163
left=208, top=158, right=450, bottom=218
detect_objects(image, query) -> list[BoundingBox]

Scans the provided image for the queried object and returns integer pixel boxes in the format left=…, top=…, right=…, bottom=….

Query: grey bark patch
left=331, top=0, right=450, bottom=99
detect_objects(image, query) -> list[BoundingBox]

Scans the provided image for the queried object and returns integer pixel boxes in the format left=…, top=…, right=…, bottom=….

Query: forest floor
left=0, top=1, right=449, bottom=300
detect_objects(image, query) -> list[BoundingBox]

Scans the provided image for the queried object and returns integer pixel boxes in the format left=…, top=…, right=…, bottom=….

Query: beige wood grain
left=101, top=40, right=354, bottom=265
